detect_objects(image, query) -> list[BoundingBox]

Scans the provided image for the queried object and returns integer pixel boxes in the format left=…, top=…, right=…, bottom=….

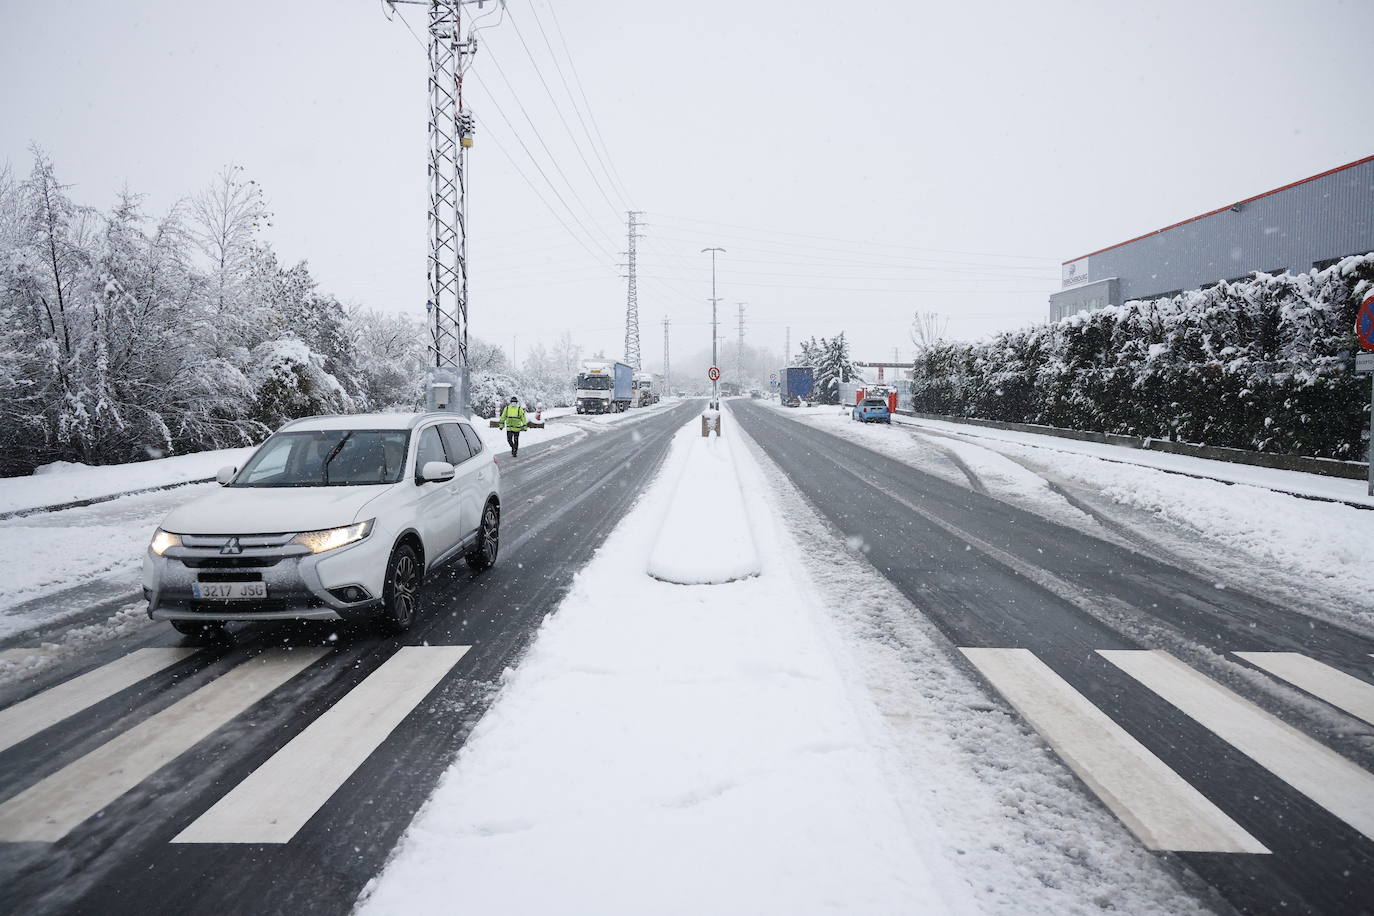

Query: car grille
left=195, top=572, right=264, bottom=583
left=180, top=557, right=283, bottom=569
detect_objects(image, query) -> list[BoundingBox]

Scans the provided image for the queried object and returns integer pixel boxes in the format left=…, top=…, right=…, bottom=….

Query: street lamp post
left=702, top=247, right=725, bottom=403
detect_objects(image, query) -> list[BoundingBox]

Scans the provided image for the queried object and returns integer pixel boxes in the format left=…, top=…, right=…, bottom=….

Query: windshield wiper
left=320, top=432, right=353, bottom=486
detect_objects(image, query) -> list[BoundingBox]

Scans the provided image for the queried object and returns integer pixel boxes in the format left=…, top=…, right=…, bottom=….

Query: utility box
left=425, top=368, right=464, bottom=413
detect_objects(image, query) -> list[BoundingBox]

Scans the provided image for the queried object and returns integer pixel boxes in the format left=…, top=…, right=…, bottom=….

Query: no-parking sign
left=1358, top=294, right=1374, bottom=351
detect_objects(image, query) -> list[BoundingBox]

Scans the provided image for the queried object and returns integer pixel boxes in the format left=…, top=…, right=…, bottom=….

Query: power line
left=516, top=1, right=631, bottom=215
left=474, top=46, right=620, bottom=254
left=543, top=0, right=636, bottom=208
left=646, top=229, right=1059, bottom=273
left=467, top=99, right=617, bottom=265
left=652, top=213, right=1060, bottom=261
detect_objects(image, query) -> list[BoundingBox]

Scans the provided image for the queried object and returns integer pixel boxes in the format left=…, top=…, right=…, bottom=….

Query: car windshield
left=578, top=375, right=612, bottom=390
left=231, top=430, right=409, bottom=487
left=863, top=399, right=886, bottom=407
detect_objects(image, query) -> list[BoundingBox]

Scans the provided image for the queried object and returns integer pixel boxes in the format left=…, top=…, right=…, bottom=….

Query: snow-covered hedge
left=909, top=253, right=1374, bottom=459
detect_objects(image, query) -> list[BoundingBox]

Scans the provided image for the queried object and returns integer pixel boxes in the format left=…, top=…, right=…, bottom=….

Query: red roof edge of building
left=1062, top=153, right=1374, bottom=265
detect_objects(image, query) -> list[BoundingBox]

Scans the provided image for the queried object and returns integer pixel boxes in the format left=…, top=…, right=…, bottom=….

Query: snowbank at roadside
left=0, top=447, right=256, bottom=516
left=895, top=413, right=1373, bottom=507
left=770, top=402, right=1374, bottom=630
left=358, top=416, right=977, bottom=915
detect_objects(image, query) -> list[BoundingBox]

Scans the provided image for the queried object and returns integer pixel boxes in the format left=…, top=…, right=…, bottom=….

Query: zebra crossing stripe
left=1234, top=652, right=1374, bottom=727
left=0, top=648, right=199, bottom=755
left=0, top=649, right=326, bottom=842
left=960, top=648, right=1267, bottom=853
left=1101, top=650, right=1374, bottom=842
left=173, top=645, right=469, bottom=844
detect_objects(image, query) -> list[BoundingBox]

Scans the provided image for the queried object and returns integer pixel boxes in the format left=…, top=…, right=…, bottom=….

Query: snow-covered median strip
left=357, top=415, right=977, bottom=915
left=646, top=423, right=760, bottom=584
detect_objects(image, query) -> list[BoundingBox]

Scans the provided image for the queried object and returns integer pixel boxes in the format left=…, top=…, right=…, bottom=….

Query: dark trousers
left=506, top=430, right=521, bottom=455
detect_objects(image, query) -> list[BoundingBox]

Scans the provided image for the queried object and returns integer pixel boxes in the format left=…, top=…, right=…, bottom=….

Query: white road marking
left=174, top=645, right=469, bottom=844
left=960, top=647, right=1267, bottom=853
left=0, top=649, right=325, bottom=842
left=1102, top=649, right=1374, bottom=841
left=0, top=648, right=198, bottom=754
left=1234, top=652, right=1374, bottom=727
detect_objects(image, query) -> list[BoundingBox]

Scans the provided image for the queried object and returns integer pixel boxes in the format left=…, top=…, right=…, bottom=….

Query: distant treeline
left=908, top=253, right=1374, bottom=460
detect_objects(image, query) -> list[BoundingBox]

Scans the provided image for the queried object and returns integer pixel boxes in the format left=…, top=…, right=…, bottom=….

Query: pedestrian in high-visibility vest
left=498, top=396, right=528, bottom=456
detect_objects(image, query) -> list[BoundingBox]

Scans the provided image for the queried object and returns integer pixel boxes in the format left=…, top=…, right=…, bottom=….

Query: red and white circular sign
left=707, top=366, right=721, bottom=381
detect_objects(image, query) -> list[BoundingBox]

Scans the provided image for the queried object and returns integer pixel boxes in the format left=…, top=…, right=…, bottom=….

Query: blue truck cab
left=781, top=366, right=815, bottom=407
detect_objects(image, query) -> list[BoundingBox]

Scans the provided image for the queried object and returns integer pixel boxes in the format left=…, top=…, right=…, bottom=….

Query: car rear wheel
left=466, top=501, right=500, bottom=571
left=378, top=543, right=422, bottom=633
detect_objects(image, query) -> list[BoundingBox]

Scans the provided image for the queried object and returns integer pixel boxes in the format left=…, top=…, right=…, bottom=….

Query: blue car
left=852, top=397, right=891, bottom=424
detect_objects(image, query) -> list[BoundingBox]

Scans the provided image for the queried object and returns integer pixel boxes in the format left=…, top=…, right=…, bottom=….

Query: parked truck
left=632, top=372, right=659, bottom=407
left=575, top=359, right=634, bottom=413
left=781, top=366, right=815, bottom=407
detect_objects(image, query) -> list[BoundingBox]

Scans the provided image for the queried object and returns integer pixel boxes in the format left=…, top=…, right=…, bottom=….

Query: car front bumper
left=144, top=532, right=386, bottom=624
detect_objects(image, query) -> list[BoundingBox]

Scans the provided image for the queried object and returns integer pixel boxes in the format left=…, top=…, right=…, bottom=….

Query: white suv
left=143, top=413, right=500, bottom=638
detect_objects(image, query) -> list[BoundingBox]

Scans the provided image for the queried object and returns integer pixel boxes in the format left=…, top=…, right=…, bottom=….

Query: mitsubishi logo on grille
left=220, top=537, right=243, bottom=556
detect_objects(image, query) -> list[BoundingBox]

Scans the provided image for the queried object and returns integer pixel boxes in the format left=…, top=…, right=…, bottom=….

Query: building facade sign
left=1061, top=257, right=1091, bottom=288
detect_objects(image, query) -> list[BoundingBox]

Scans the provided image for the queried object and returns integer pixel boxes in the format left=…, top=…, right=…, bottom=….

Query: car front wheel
left=466, top=501, right=500, bottom=571
left=378, top=543, right=422, bottom=633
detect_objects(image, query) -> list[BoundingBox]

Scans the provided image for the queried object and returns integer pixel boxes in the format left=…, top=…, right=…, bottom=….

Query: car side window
left=459, top=422, right=484, bottom=455
left=438, top=423, right=474, bottom=464
left=415, top=426, right=447, bottom=474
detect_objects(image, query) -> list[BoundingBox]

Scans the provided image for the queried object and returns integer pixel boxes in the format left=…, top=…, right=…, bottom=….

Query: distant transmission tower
left=662, top=316, right=671, bottom=387
left=735, top=302, right=746, bottom=387
left=623, top=211, right=644, bottom=369
left=385, top=0, right=485, bottom=411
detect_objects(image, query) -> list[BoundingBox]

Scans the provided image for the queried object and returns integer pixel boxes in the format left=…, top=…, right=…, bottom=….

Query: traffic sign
left=769, top=373, right=777, bottom=381
left=708, top=367, right=721, bottom=381
left=1358, top=294, right=1374, bottom=351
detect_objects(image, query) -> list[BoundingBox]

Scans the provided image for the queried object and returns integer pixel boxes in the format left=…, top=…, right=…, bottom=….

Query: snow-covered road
left=2, top=399, right=1372, bottom=914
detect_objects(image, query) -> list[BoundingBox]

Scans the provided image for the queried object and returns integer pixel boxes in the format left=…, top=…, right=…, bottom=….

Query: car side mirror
left=418, top=460, right=455, bottom=483
left=216, top=466, right=238, bottom=486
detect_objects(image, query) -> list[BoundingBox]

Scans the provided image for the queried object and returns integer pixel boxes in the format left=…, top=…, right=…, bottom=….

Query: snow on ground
left=645, top=425, right=760, bottom=584
left=472, top=412, right=579, bottom=453
left=359, top=417, right=980, bottom=915
left=360, top=407, right=1202, bottom=915
left=895, top=413, right=1373, bottom=508
left=0, top=447, right=256, bottom=516
left=728, top=410, right=1208, bottom=915
left=0, top=484, right=219, bottom=638
left=0, top=602, right=154, bottom=689
left=562, top=397, right=684, bottom=427
left=770, top=404, right=1097, bottom=530
left=769, top=402, right=1374, bottom=632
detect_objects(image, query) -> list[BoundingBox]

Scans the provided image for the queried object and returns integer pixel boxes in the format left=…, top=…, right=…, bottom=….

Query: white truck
left=575, top=359, right=634, bottom=413
left=632, top=372, right=659, bottom=407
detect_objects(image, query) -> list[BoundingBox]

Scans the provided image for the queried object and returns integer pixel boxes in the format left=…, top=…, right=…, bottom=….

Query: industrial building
left=1049, top=154, right=1374, bottom=321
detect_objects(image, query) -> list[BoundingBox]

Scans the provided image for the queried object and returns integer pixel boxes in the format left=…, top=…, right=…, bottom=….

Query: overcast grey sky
left=3, top=0, right=1371, bottom=374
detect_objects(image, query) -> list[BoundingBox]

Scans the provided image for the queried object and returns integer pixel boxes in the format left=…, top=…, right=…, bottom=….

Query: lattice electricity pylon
left=424, top=1, right=477, bottom=383
left=623, top=211, right=644, bottom=370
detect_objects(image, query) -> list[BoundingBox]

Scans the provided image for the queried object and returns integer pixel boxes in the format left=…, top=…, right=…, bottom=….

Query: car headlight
left=289, top=519, right=374, bottom=554
left=150, top=529, right=182, bottom=556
